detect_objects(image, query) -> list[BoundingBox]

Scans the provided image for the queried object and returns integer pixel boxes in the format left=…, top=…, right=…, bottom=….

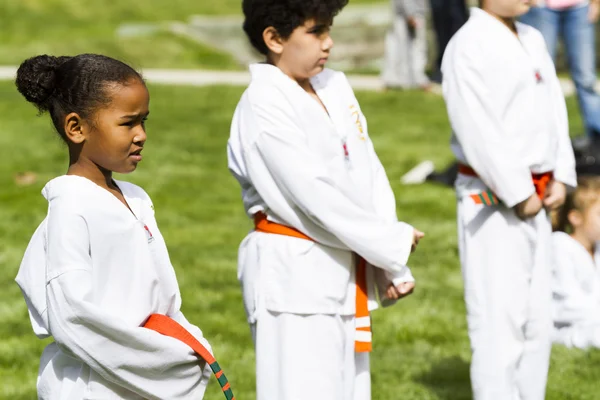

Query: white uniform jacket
left=552, top=232, right=600, bottom=329
left=228, top=64, right=415, bottom=318
left=442, top=8, right=577, bottom=207
left=15, top=176, right=212, bottom=400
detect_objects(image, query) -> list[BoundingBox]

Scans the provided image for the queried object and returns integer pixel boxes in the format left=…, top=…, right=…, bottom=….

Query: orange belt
left=144, top=314, right=235, bottom=400
left=458, top=164, right=553, bottom=203
left=254, top=212, right=372, bottom=352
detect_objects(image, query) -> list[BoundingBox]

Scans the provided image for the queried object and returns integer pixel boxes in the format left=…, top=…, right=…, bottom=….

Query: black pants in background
left=430, top=0, right=469, bottom=82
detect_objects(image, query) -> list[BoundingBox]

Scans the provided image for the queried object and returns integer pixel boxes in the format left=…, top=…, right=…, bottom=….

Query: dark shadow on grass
left=416, top=356, right=473, bottom=400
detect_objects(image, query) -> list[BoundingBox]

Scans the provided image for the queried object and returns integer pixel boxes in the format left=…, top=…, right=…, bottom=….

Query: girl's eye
left=121, top=118, right=148, bottom=127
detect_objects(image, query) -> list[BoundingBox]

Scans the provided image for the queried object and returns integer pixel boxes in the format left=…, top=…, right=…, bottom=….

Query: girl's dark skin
left=63, top=79, right=150, bottom=207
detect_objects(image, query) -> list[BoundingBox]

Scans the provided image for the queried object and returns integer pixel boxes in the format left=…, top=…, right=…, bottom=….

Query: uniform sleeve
left=402, top=0, right=418, bottom=17
left=344, top=75, right=397, bottom=223
left=443, top=45, right=536, bottom=208
left=363, top=117, right=416, bottom=285
left=340, top=77, right=417, bottom=293
left=243, top=91, right=415, bottom=273
left=171, top=311, right=214, bottom=392
left=392, top=0, right=403, bottom=14
left=375, top=266, right=416, bottom=307
left=46, top=201, right=210, bottom=400
left=546, top=55, right=577, bottom=189
left=552, top=248, right=599, bottom=326
left=15, top=219, right=51, bottom=338
left=368, top=141, right=398, bottom=222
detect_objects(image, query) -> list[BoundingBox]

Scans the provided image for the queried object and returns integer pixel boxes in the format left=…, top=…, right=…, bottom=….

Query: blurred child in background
left=382, top=0, right=431, bottom=90
left=551, top=177, right=600, bottom=350
left=442, top=0, right=577, bottom=398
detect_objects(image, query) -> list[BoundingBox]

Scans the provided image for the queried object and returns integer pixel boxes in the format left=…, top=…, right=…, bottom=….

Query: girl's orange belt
left=458, top=164, right=553, bottom=206
left=143, top=314, right=235, bottom=400
left=254, top=212, right=372, bottom=352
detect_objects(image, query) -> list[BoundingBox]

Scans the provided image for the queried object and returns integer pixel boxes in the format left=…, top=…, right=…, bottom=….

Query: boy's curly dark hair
left=242, top=0, right=349, bottom=55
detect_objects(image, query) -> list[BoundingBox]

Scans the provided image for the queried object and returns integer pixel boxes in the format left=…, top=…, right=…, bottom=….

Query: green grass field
left=2, top=74, right=600, bottom=399
left=0, top=0, right=244, bottom=69
left=0, top=0, right=384, bottom=70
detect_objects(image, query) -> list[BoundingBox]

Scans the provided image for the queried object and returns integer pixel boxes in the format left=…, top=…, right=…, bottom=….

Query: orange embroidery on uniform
left=349, top=105, right=366, bottom=141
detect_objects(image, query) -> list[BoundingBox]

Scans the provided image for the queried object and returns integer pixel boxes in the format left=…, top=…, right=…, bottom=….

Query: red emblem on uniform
left=535, top=70, right=543, bottom=83
left=144, top=224, right=155, bottom=243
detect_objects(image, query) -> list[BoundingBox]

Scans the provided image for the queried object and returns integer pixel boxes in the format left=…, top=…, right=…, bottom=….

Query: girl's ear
left=568, top=209, right=583, bottom=229
left=64, top=112, right=87, bottom=144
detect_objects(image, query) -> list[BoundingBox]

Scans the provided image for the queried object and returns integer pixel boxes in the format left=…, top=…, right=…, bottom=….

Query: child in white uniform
left=381, top=0, right=431, bottom=90
left=551, top=177, right=600, bottom=349
left=442, top=1, right=577, bottom=399
left=228, top=0, right=425, bottom=399
left=15, top=54, right=213, bottom=399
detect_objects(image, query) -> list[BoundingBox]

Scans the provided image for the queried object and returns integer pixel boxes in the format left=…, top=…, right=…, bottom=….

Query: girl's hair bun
left=15, top=55, right=72, bottom=112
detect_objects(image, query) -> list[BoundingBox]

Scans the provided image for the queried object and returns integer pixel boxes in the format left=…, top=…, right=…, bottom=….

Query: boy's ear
left=263, top=26, right=284, bottom=55
left=64, top=112, right=87, bottom=145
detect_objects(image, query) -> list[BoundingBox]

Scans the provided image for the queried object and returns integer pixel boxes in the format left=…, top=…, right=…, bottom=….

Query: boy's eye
left=309, top=25, right=330, bottom=35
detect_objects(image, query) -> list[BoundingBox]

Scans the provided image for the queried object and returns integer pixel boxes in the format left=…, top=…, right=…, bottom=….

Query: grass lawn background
left=2, top=1, right=599, bottom=398
left=1, top=76, right=599, bottom=399
left=0, top=0, right=386, bottom=70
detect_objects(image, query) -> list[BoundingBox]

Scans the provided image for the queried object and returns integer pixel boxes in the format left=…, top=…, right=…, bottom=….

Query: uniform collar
left=469, top=7, right=530, bottom=42
left=248, top=63, right=334, bottom=91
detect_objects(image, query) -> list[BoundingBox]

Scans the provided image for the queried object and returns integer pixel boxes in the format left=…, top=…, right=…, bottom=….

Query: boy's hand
left=412, top=229, right=425, bottom=252
left=386, top=281, right=415, bottom=300
left=543, top=180, right=567, bottom=210
left=514, top=193, right=543, bottom=220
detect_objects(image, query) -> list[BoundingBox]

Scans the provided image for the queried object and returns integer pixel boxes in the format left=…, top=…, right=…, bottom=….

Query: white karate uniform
left=551, top=232, right=600, bottom=349
left=228, top=63, right=416, bottom=400
left=442, top=8, right=577, bottom=400
left=15, top=175, right=212, bottom=400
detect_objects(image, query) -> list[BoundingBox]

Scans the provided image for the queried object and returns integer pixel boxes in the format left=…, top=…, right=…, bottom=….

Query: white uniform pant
left=250, top=311, right=371, bottom=400
left=457, top=198, right=552, bottom=400
left=381, top=15, right=430, bottom=89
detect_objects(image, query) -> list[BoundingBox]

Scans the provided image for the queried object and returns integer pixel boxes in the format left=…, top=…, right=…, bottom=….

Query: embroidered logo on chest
left=349, top=105, right=366, bottom=141
left=535, top=70, right=543, bottom=84
left=144, top=224, right=155, bottom=243
left=341, top=138, right=352, bottom=169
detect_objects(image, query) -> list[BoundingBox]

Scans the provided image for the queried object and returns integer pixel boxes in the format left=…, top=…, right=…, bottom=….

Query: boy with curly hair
left=228, top=0, right=424, bottom=398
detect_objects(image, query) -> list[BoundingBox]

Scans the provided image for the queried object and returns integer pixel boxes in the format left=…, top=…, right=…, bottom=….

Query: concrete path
left=0, top=65, right=588, bottom=96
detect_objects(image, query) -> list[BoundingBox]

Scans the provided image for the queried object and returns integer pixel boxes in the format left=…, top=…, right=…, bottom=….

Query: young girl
left=551, top=177, right=600, bottom=349
left=442, top=1, right=577, bottom=399
left=15, top=54, right=213, bottom=399
left=228, top=0, right=424, bottom=398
